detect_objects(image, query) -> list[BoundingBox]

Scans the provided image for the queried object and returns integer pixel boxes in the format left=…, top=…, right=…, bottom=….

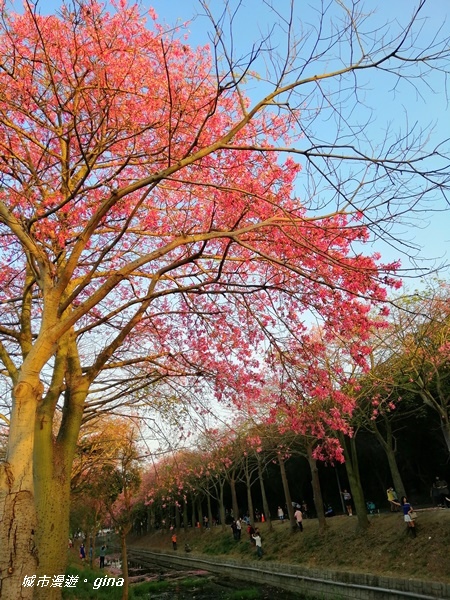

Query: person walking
left=171, top=532, right=177, bottom=550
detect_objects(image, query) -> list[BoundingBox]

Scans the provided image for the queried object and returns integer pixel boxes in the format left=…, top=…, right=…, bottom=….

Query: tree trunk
left=419, top=389, right=450, bottom=457
left=207, top=494, right=213, bottom=528
left=88, top=534, right=94, bottom=568
left=372, top=419, right=406, bottom=499
left=277, top=455, right=296, bottom=532
left=175, top=501, right=181, bottom=532
left=244, top=459, right=254, bottom=527
left=121, top=532, right=129, bottom=600
left=33, top=435, right=72, bottom=600
left=385, top=443, right=406, bottom=500
left=0, top=382, right=40, bottom=600
left=190, top=493, right=196, bottom=528
left=0, top=473, right=37, bottom=600
left=33, top=475, right=72, bottom=600
left=219, top=482, right=226, bottom=532
left=340, top=434, right=370, bottom=531
left=183, top=500, right=188, bottom=531
left=441, top=418, right=450, bottom=456
left=230, top=471, right=239, bottom=519
left=197, top=497, right=203, bottom=530
left=306, top=446, right=327, bottom=533
left=147, top=506, right=153, bottom=533
left=257, top=455, right=272, bottom=531
left=33, top=373, right=86, bottom=600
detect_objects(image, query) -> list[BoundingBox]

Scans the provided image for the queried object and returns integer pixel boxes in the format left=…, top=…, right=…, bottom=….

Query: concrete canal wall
left=128, top=548, right=450, bottom=600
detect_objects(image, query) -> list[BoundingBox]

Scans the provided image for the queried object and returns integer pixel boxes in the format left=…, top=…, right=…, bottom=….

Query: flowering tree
left=100, top=429, right=142, bottom=600
left=144, top=450, right=197, bottom=531
left=375, top=283, right=450, bottom=455
left=264, top=323, right=376, bottom=531
left=350, top=357, right=416, bottom=501
left=69, top=416, right=140, bottom=546
left=0, top=1, right=449, bottom=597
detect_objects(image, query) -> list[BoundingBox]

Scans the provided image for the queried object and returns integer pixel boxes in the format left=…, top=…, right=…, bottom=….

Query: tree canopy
left=0, top=1, right=449, bottom=598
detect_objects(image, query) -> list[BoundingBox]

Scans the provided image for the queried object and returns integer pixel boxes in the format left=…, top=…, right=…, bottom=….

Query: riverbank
left=130, top=507, right=450, bottom=584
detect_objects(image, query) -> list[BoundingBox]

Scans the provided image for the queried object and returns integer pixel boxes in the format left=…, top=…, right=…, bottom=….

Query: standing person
left=394, top=496, right=417, bottom=537
left=236, top=517, right=242, bottom=540
left=79, top=543, right=86, bottom=563
left=341, top=489, right=353, bottom=516
left=387, top=487, right=399, bottom=512
left=277, top=506, right=284, bottom=521
left=171, top=532, right=177, bottom=550
left=247, top=523, right=255, bottom=544
left=89, top=544, right=93, bottom=567
left=294, top=506, right=304, bottom=531
left=252, top=528, right=263, bottom=559
left=99, top=545, right=106, bottom=569
left=230, top=519, right=238, bottom=540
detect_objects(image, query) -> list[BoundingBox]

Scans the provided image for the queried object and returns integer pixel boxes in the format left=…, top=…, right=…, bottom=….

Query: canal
left=125, top=559, right=304, bottom=599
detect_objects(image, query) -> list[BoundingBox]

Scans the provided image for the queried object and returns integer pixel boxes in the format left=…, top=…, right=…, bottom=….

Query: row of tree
left=72, top=280, right=450, bottom=551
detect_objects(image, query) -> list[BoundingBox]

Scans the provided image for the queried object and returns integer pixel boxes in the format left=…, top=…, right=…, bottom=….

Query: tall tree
left=100, top=429, right=142, bottom=600
left=0, top=2, right=449, bottom=597
left=370, top=282, right=450, bottom=455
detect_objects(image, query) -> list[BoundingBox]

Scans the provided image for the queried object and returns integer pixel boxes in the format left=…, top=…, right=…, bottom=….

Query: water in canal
left=126, top=560, right=305, bottom=599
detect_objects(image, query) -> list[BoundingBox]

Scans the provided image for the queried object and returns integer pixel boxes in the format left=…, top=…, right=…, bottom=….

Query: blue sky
left=147, top=0, right=450, bottom=279
left=9, top=0, right=450, bottom=281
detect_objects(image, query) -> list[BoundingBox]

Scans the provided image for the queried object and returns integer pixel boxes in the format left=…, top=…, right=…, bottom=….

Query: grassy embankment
left=131, top=508, right=450, bottom=584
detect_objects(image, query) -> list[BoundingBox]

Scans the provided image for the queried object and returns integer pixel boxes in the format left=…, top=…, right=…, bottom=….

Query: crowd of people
left=223, top=476, right=450, bottom=551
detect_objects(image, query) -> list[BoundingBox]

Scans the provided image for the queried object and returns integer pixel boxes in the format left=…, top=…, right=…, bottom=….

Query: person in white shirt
left=236, top=517, right=242, bottom=540
left=252, top=528, right=263, bottom=558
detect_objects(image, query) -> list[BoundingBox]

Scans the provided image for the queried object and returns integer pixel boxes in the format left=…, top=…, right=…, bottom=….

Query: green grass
left=178, top=576, right=209, bottom=588
left=131, top=579, right=170, bottom=596
left=202, top=534, right=237, bottom=555
left=226, top=588, right=261, bottom=600
left=62, top=568, right=210, bottom=599
left=62, top=566, right=124, bottom=600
